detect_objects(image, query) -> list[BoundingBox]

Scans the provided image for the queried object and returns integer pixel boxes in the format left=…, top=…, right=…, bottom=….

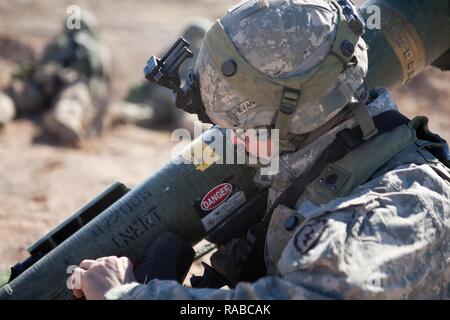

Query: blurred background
left=0, top=0, right=449, bottom=273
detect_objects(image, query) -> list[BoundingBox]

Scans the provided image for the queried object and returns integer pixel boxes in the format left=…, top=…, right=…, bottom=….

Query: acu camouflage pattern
left=104, top=89, right=450, bottom=300
left=196, top=0, right=367, bottom=134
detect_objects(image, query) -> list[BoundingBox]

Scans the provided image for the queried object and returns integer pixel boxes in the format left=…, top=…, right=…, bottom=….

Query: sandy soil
left=0, top=0, right=449, bottom=282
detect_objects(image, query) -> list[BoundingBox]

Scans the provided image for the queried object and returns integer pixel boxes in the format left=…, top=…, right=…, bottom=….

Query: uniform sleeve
left=104, top=277, right=330, bottom=300
left=105, top=163, right=450, bottom=300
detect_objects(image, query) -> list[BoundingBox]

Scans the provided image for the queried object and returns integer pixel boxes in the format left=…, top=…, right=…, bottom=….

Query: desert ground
left=0, top=0, right=449, bottom=284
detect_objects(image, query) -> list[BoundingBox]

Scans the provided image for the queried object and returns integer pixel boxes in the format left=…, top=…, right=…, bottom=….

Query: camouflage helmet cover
left=195, top=0, right=368, bottom=137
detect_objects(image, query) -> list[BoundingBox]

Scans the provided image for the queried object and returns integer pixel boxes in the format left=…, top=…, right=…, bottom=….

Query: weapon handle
left=134, top=232, right=194, bottom=284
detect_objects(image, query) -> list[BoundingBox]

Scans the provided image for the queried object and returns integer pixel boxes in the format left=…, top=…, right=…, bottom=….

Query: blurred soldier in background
left=114, top=17, right=211, bottom=130
left=0, top=35, right=35, bottom=130
left=1, top=10, right=112, bottom=146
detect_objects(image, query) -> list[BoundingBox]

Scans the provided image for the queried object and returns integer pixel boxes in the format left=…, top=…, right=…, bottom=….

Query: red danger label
left=201, top=183, right=233, bottom=211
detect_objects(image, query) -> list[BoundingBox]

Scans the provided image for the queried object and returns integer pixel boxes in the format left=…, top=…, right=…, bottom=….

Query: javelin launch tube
left=0, top=128, right=259, bottom=300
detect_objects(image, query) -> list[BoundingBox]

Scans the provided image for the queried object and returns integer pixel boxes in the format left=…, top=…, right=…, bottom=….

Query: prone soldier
left=1, top=10, right=112, bottom=146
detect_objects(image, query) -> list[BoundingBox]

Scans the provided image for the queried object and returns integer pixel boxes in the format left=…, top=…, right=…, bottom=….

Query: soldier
left=116, top=17, right=211, bottom=129
left=3, top=10, right=111, bottom=146
left=71, top=0, right=450, bottom=299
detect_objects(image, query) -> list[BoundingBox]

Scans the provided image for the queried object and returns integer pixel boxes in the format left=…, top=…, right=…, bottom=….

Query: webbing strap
left=276, top=88, right=301, bottom=152
left=350, top=100, right=378, bottom=140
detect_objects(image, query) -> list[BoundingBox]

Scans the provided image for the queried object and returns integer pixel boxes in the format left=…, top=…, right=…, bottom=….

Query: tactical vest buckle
left=280, top=88, right=301, bottom=115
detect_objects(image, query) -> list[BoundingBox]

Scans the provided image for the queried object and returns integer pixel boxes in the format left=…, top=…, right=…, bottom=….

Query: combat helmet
left=195, top=0, right=369, bottom=151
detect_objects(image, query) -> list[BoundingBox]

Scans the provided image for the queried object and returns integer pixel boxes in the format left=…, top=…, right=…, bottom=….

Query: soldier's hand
left=71, top=256, right=137, bottom=300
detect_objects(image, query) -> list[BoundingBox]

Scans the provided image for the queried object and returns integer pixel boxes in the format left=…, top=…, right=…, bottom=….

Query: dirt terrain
left=0, top=0, right=449, bottom=282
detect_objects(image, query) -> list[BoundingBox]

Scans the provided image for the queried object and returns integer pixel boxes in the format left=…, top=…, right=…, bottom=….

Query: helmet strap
left=349, top=97, right=378, bottom=140
left=276, top=87, right=302, bottom=152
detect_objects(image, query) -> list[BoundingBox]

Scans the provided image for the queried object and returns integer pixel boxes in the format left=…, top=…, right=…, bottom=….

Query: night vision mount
left=144, top=38, right=212, bottom=123
left=338, top=0, right=366, bottom=36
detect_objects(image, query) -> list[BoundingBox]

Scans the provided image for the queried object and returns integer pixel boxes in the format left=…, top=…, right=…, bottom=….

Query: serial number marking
left=380, top=2, right=426, bottom=84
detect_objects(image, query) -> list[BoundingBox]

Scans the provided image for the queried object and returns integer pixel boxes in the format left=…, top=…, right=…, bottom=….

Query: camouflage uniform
left=4, top=11, right=111, bottom=145
left=119, top=17, right=211, bottom=128
left=105, top=0, right=450, bottom=299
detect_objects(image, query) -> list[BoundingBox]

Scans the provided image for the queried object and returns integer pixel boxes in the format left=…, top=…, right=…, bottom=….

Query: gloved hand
left=210, top=238, right=252, bottom=286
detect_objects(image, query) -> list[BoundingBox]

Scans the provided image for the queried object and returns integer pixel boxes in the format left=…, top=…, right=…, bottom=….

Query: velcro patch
left=294, top=219, right=326, bottom=254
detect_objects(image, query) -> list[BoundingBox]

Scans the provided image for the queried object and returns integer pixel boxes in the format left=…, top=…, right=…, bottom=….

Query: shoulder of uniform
left=365, top=87, right=399, bottom=116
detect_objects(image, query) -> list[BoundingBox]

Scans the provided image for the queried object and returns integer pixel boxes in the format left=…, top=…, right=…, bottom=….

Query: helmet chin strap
left=276, top=87, right=302, bottom=152
left=348, top=95, right=378, bottom=141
